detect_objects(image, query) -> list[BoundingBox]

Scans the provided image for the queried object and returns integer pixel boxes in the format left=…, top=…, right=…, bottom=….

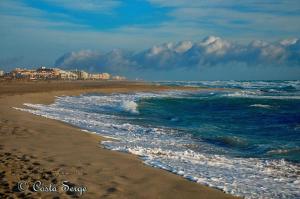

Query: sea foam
left=250, top=104, right=273, bottom=109
left=121, top=100, right=139, bottom=114
left=14, top=90, right=300, bottom=199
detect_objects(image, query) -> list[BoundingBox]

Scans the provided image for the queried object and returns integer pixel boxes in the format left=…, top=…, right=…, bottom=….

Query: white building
left=88, top=72, right=111, bottom=80
left=58, top=70, right=78, bottom=80
left=0, top=70, right=4, bottom=76
left=101, top=73, right=110, bottom=80
left=72, top=70, right=89, bottom=80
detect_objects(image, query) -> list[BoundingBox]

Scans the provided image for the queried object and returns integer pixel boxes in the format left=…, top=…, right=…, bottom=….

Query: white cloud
left=148, top=0, right=300, bottom=41
left=174, top=41, right=193, bottom=53
left=1, top=0, right=299, bottom=72
left=55, top=36, right=300, bottom=73
left=41, top=0, right=121, bottom=12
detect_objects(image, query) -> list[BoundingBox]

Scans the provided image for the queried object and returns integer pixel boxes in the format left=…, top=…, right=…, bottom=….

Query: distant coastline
left=0, top=66, right=126, bottom=81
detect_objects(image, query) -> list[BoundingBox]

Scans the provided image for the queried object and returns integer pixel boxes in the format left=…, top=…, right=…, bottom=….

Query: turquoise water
left=137, top=89, right=300, bottom=162
left=16, top=80, right=300, bottom=199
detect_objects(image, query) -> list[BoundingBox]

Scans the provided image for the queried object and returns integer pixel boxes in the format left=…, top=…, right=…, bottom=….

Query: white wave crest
left=13, top=92, right=300, bottom=199
left=224, top=91, right=300, bottom=100
left=250, top=104, right=273, bottom=109
left=121, top=100, right=139, bottom=114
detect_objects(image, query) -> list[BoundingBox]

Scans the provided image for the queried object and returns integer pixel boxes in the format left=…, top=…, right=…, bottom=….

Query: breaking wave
left=13, top=81, right=300, bottom=199
left=250, top=104, right=273, bottom=109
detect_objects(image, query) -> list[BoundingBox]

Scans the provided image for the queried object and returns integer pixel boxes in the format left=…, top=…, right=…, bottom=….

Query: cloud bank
left=55, top=36, right=300, bottom=74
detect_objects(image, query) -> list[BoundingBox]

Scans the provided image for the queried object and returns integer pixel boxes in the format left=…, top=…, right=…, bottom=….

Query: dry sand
left=0, top=80, right=239, bottom=199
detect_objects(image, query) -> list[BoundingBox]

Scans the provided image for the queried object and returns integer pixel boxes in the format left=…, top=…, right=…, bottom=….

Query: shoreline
left=0, top=81, right=239, bottom=198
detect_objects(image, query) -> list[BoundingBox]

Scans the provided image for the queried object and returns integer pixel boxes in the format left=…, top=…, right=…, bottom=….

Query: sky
left=0, top=0, right=299, bottom=80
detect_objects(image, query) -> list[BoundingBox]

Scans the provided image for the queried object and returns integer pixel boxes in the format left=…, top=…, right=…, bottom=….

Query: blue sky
left=22, top=0, right=171, bottom=30
left=0, top=0, right=299, bottom=79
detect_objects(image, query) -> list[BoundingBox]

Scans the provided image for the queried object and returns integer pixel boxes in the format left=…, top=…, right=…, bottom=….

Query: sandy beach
left=0, top=80, right=239, bottom=199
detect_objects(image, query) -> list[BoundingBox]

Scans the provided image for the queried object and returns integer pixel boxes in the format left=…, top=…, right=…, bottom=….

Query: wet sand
left=0, top=80, right=239, bottom=199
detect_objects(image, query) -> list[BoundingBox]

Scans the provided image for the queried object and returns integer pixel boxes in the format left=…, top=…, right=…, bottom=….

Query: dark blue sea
left=16, top=80, right=300, bottom=199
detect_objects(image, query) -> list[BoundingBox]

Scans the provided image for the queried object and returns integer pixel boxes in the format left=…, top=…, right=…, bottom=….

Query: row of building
left=0, top=67, right=126, bottom=81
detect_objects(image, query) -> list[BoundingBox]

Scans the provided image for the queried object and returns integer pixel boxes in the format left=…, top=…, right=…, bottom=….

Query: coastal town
left=0, top=67, right=126, bottom=81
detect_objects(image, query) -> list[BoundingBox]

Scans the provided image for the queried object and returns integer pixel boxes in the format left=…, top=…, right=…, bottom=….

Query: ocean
left=16, top=80, right=300, bottom=199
